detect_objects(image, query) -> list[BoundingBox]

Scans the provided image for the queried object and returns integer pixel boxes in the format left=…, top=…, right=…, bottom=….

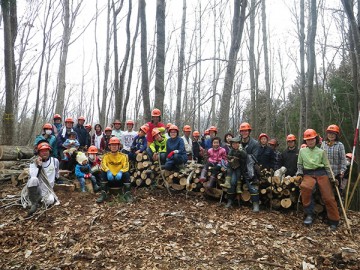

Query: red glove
left=167, top=151, right=175, bottom=159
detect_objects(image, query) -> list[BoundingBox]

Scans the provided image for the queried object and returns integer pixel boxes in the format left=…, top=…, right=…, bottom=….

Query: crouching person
left=220, top=137, right=247, bottom=208
left=75, top=152, right=100, bottom=193
left=97, top=137, right=132, bottom=203
left=164, top=125, right=187, bottom=171
left=25, top=142, right=60, bottom=216
left=147, top=128, right=167, bottom=165
left=297, top=129, right=340, bottom=230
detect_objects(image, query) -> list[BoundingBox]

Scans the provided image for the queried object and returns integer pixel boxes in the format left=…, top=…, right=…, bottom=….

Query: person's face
left=54, top=119, right=61, bottom=124
left=260, top=137, right=268, bottom=146
left=65, top=121, right=73, bottom=128
left=69, top=135, right=76, bottom=140
left=226, top=135, right=233, bottom=143
left=110, top=143, right=119, bottom=152
left=138, top=130, right=146, bottom=136
left=114, top=123, right=121, bottom=130
left=95, top=125, right=101, bottom=132
left=154, top=133, right=162, bottom=142
left=170, top=130, right=177, bottom=139
left=287, top=140, right=295, bottom=148
left=105, top=131, right=112, bottom=136
left=306, top=138, right=316, bottom=148
left=152, top=116, right=160, bottom=123
left=231, top=142, right=240, bottom=150
left=209, top=131, right=216, bottom=138
left=127, top=124, right=133, bottom=131
left=240, top=130, right=249, bottom=139
left=82, top=159, right=88, bottom=165
left=212, top=139, right=220, bottom=149
left=327, top=132, right=337, bottom=141
left=78, top=119, right=85, bottom=126
left=39, top=149, right=50, bottom=160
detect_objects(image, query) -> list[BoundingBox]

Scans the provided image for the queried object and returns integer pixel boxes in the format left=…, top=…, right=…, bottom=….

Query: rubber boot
left=199, top=168, right=207, bottom=183
left=96, top=182, right=108, bottom=203
left=236, top=181, right=242, bottom=194
left=252, top=201, right=260, bottom=213
left=304, top=215, right=313, bottom=226
left=123, top=183, right=133, bottom=203
left=28, top=186, right=41, bottom=216
left=220, top=176, right=231, bottom=189
left=225, top=194, right=235, bottom=208
left=79, top=178, right=86, bottom=192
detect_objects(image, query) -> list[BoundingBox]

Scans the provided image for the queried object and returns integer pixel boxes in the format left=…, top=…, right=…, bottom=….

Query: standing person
left=112, top=119, right=123, bottom=142
left=281, top=134, right=299, bottom=176
left=181, top=125, right=193, bottom=160
left=100, top=127, right=113, bottom=153
left=192, top=131, right=205, bottom=164
left=146, top=108, right=165, bottom=146
left=85, top=124, right=92, bottom=147
left=257, top=133, right=275, bottom=170
left=121, top=120, right=137, bottom=154
left=57, top=117, right=77, bottom=161
left=129, top=125, right=148, bottom=161
left=320, top=124, right=347, bottom=191
left=268, top=138, right=282, bottom=171
left=296, top=129, right=340, bottom=229
left=204, top=126, right=217, bottom=150
left=74, top=116, right=90, bottom=151
left=24, top=142, right=59, bottom=216
left=222, top=133, right=234, bottom=154
left=147, top=128, right=167, bottom=164
left=164, top=125, right=187, bottom=171
left=92, top=124, right=104, bottom=150
left=239, top=122, right=260, bottom=212
left=34, top=123, right=58, bottom=158
left=97, top=137, right=132, bottom=203
left=52, top=114, right=62, bottom=136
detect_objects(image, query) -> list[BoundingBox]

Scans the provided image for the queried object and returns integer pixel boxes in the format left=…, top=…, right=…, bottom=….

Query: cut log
left=145, top=178, right=152, bottom=186
left=280, top=198, right=292, bottom=208
left=137, top=162, right=144, bottom=170
left=54, top=183, right=76, bottom=193
left=171, top=183, right=185, bottom=191
left=204, top=187, right=223, bottom=198
left=179, top=177, right=187, bottom=186
left=0, top=145, right=34, bottom=160
left=136, top=154, right=143, bottom=162
left=241, top=190, right=251, bottom=201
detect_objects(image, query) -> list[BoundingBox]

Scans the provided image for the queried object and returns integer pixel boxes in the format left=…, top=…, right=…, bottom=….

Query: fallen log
left=0, top=145, right=34, bottom=160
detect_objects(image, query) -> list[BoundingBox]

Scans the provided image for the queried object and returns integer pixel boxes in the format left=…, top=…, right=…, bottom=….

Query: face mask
left=45, top=130, right=52, bottom=135
left=89, top=154, right=95, bottom=160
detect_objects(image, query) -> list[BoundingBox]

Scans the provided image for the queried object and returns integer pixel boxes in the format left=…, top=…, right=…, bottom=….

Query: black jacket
left=281, top=147, right=299, bottom=176
left=74, top=124, right=90, bottom=147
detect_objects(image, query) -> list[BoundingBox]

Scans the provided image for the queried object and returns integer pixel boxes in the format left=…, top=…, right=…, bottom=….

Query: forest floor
left=0, top=181, right=360, bottom=270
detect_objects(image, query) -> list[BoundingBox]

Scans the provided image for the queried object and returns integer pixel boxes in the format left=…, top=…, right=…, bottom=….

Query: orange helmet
left=204, top=129, right=210, bottom=135
left=113, top=119, right=121, bottom=125
left=65, top=117, right=74, bottom=123
left=126, top=120, right=134, bottom=126
left=152, top=128, right=161, bottom=138
left=88, top=145, right=98, bottom=154
left=104, top=126, right=112, bottom=132
left=151, top=108, right=161, bottom=117
left=53, top=114, right=61, bottom=120
left=37, top=142, right=52, bottom=151
left=183, top=125, right=191, bottom=132
left=85, top=124, right=92, bottom=129
left=286, top=134, right=296, bottom=141
left=193, top=131, right=200, bottom=137
left=169, top=125, right=179, bottom=132
left=140, top=125, right=149, bottom=133
left=258, top=133, right=269, bottom=140
left=239, top=122, right=252, bottom=131
left=303, top=129, right=317, bottom=140
left=326, top=124, right=340, bottom=134
left=43, top=123, right=52, bottom=130
left=78, top=116, right=85, bottom=121
left=346, top=153, right=353, bottom=160
left=268, top=138, right=278, bottom=146
left=166, top=123, right=172, bottom=129
left=109, top=137, right=120, bottom=145
left=209, top=126, right=217, bottom=133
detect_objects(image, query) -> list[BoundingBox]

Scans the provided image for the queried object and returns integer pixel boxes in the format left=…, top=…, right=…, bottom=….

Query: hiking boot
left=93, top=184, right=101, bottom=192
left=199, top=168, right=207, bottom=183
left=304, top=215, right=313, bottom=226
left=236, top=181, right=242, bottom=194
left=252, top=202, right=260, bottom=213
left=27, top=186, right=41, bottom=216
left=329, top=224, right=338, bottom=231
left=220, top=176, right=231, bottom=189
left=96, top=191, right=108, bottom=203
left=123, top=183, right=133, bottom=203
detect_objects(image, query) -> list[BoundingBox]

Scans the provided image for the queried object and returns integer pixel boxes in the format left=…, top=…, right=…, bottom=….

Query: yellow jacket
left=101, top=151, right=129, bottom=175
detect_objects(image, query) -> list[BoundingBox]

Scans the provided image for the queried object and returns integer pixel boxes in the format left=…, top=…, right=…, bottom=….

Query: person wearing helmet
left=146, top=108, right=165, bottom=146
left=97, top=137, right=131, bottom=203
left=100, top=126, right=113, bottom=153
left=112, top=119, right=123, bottom=142
left=268, top=138, right=282, bottom=171
left=91, top=124, right=104, bottom=150
left=281, top=134, right=299, bottom=177
left=121, top=120, right=138, bottom=154
left=34, top=123, right=58, bottom=158
left=296, top=129, right=340, bottom=229
left=25, top=142, right=60, bottom=216
left=57, top=117, right=77, bottom=163
left=238, top=122, right=261, bottom=212
left=165, top=123, right=172, bottom=139
left=62, top=131, right=80, bottom=162
left=320, top=124, right=347, bottom=192
left=192, top=131, right=205, bottom=164
left=129, top=125, right=148, bottom=161
left=87, top=145, right=102, bottom=186
left=75, top=152, right=100, bottom=193
left=222, top=132, right=234, bottom=154
left=73, top=116, right=90, bottom=150
left=164, top=125, right=187, bottom=171
left=52, top=114, right=62, bottom=136
left=257, top=133, right=275, bottom=170
left=181, top=125, right=193, bottom=159
left=147, top=127, right=167, bottom=164
left=204, top=126, right=218, bottom=150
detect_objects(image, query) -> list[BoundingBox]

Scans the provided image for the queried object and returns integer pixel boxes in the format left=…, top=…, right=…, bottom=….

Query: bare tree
left=298, top=0, right=306, bottom=138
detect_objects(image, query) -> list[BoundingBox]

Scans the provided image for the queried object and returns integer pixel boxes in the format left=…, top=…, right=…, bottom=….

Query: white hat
left=76, top=152, right=88, bottom=164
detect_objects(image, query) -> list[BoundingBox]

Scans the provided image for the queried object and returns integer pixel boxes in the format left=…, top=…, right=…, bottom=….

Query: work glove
left=167, top=151, right=175, bottom=159
left=174, top=150, right=179, bottom=154
left=115, top=171, right=123, bottom=181
left=107, top=170, right=114, bottom=181
left=84, top=173, right=89, bottom=178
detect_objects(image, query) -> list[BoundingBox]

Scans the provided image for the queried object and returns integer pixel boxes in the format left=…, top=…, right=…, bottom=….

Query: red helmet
left=113, top=119, right=121, bottom=125
left=88, top=145, right=98, bottom=154
left=152, top=128, right=161, bottom=138
left=303, top=129, right=317, bottom=140
left=37, top=142, right=52, bottom=151
left=53, top=114, right=61, bottom=120
left=126, top=120, right=134, bottom=126
left=268, top=138, right=278, bottom=146
left=326, top=124, right=340, bottom=134
left=183, top=125, right=191, bottom=132
left=151, top=108, right=161, bottom=117
left=109, top=137, right=120, bottom=145
left=104, top=126, right=112, bottom=132
left=193, top=131, right=200, bottom=137
left=85, top=124, right=92, bottom=129
left=346, top=153, right=353, bottom=160
left=258, top=133, right=269, bottom=140
left=43, top=123, right=52, bottom=130
left=65, top=117, right=74, bottom=123
left=166, top=123, right=172, bottom=129
left=286, top=134, right=296, bottom=141
left=209, top=126, right=217, bottom=133
left=140, top=125, right=149, bottom=133
left=169, top=125, right=179, bottom=132
left=239, top=122, right=252, bottom=131
left=204, top=129, right=210, bottom=135
left=78, top=116, right=85, bottom=121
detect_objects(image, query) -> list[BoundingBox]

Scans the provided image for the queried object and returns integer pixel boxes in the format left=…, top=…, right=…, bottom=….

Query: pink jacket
left=208, top=147, right=227, bottom=165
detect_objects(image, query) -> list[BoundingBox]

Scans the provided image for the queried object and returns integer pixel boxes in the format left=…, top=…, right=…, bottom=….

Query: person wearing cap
left=268, top=138, right=282, bottom=171
left=221, top=137, right=247, bottom=208
left=181, top=125, right=193, bottom=160
left=281, top=134, right=299, bottom=176
left=320, top=124, right=347, bottom=192
left=75, top=152, right=100, bottom=193
left=129, top=125, right=148, bottom=161
left=146, top=108, right=165, bottom=146
left=192, top=131, right=205, bottom=164
left=52, top=114, right=62, bottom=136
left=34, top=123, right=58, bottom=158
left=296, top=129, right=340, bottom=229
left=100, top=126, right=113, bottom=153
left=257, top=133, right=275, bottom=170
left=121, top=120, right=138, bottom=154
left=91, top=124, right=104, bottom=150
left=24, top=142, right=60, bottom=216
left=147, top=128, right=167, bottom=164
left=164, top=125, right=187, bottom=171
left=112, top=119, right=123, bottom=142
left=74, top=116, right=90, bottom=150
left=57, top=117, right=78, bottom=163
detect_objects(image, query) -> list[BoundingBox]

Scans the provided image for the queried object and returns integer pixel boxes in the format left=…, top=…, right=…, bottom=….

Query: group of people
left=26, top=109, right=351, bottom=230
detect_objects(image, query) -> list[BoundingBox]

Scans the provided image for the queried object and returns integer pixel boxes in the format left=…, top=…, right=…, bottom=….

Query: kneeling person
left=147, top=128, right=167, bottom=164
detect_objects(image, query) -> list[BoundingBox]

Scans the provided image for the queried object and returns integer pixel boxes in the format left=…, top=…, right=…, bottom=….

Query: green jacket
left=149, top=135, right=167, bottom=153
left=297, top=146, right=331, bottom=175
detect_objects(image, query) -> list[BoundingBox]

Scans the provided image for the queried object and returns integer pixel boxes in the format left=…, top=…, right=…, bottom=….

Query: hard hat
left=140, top=125, right=149, bottom=133
left=166, top=123, right=172, bottom=129
left=258, top=133, right=269, bottom=140
left=85, top=124, right=92, bottom=129
left=37, top=142, right=52, bottom=151
left=239, top=122, right=252, bottom=131
left=300, top=143, right=307, bottom=148
left=286, top=134, right=296, bottom=141
left=109, top=137, right=120, bottom=145
left=268, top=138, right=278, bottom=146
left=326, top=124, right=340, bottom=134
left=152, top=128, right=161, bottom=138
left=88, top=145, right=98, bottom=154
left=104, top=126, right=112, bottom=132
left=193, top=131, right=200, bottom=137
left=204, top=129, right=210, bottom=135
left=183, top=125, right=191, bottom=132
left=126, top=120, right=134, bottom=126
left=303, top=129, right=317, bottom=140
left=151, top=108, right=161, bottom=117
left=43, top=123, right=52, bottom=130
left=78, top=116, right=85, bottom=121
left=169, top=125, right=179, bottom=132
left=65, top=117, right=74, bottom=123
left=53, top=114, right=61, bottom=120
left=209, top=126, right=217, bottom=132
left=346, top=153, right=353, bottom=160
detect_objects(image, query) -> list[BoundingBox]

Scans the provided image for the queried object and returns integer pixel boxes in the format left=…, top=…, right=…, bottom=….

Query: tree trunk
left=217, top=0, right=248, bottom=137
left=175, top=0, right=186, bottom=126
left=249, top=0, right=257, bottom=135
left=140, top=0, right=151, bottom=121
left=299, top=0, right=306, bottom=138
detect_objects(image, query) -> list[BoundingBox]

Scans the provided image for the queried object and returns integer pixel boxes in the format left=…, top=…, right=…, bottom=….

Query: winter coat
left=228, top=147, right=247, bottom=171
left=101, top=151, right=129, bottom=175
left=57, top=128, right=77, bottom=150
left=208, top=147, right=227, bottom=165
left=241, top=137, right=260, bottom=179
left=257, top=145, right=275, bottom=170
left=192, top=140, right=204, bottom=160
left=149, top=135, right=167, bottom=153
left=34, top=134, right=58, bottom=158
left=74, top=124, right=90, bottom=147
left=281, top=147, right=299, bottom=176
left=131, top=135, right=147, bottom=152
left=62, top=138, right=80, bottom=149
left=75, top=163, right=91, bottom=178
left=166, top=137, right=187, bottom=161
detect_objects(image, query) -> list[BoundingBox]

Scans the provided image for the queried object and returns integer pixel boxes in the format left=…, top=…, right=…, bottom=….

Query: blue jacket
left=131, top=135, right=147, bottom=152
left=75, top=163, right=91, bottom=178
left=166, top=137, right=187, bottom=160
left=57, top=128, right=78, bottom=149
left=74, top=124, right=90, bottom=147
left=34, top=134, right=58, bottom=157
